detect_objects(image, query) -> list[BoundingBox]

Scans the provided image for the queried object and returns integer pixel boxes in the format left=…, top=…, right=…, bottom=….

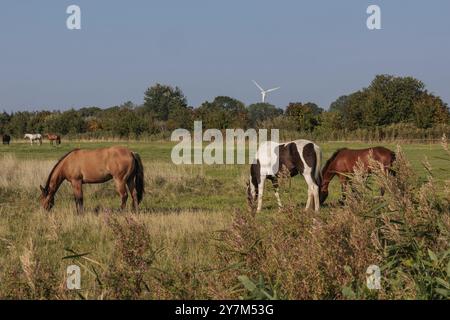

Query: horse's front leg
left=338, top=175, right=349, bottom=205
left=256, top=176, right=266, bottom=213
left=271, top=177, right=282, bottom=209
left=71, top=180, right=84, bottom=213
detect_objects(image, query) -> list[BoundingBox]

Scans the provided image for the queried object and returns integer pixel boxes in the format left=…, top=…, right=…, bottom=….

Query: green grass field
left=1, top=141, right=449, bottom=211
left=0, top=141, right=449, bottom=299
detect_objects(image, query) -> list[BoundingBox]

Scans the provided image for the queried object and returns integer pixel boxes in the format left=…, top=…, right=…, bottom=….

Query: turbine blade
left=252, top=80, right=264, bottom=92
left=265, top=87, right=280, bottom=93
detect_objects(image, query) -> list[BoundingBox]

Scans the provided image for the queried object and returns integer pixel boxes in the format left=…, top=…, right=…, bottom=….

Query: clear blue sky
left=1, top=0, right=449, bottom=112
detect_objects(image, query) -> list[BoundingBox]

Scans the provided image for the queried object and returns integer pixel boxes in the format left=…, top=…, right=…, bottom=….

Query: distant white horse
left=248, top=140, right=322, bottom=212
left=24, top=133, right=43, bottom=145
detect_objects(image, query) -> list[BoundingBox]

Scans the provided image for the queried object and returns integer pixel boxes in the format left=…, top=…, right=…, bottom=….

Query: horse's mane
left=322, top=148, right=347, bottom=174
left=44, top=149, right=79, bottom=190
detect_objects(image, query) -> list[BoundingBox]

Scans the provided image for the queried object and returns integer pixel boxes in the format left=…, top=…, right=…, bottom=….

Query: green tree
left=27, top=111, right=52, bottom=133
left=329, top=95, right=349, bottom=113
left=247, top=103, right=283, bottom=127
left=167, top=105, right=193, bottom=131
left=330, top=75, right=432, bottom=128
left=0, top=112, right=11, bottom=134
left=7, top=112, right=31, bottom=136
left=194, top=96, right=248, bottom=129
left=143, top=84, right=187, bottom=121
left=319, top=111, right=344, bottom=131
left=78, top=106, right=102, bottom=118
left=286, top=102, right=322, bottom=132
left=56, top=109, right=86, bottom=135
left=194, top=101, right=228, bottom=129
left=100, top=103, right=146, bottom=137
left=365, top=75, right=424, bottom=125
left=413, top=93, right=450, bottom=128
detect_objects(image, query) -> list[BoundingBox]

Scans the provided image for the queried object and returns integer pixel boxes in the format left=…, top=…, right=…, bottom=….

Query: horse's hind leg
left=114, top=179, right=128, bottom=211
left=303, top=172, right=319, bottom=211
left=127, top=179, right=138, bottom=212
left=305, top=188, right=312, bottom=210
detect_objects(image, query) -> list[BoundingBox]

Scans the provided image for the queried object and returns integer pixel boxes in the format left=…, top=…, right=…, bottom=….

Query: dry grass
left=0, top=154, right=54, bottom=190
left=0, top=141, right=448, bottom=300
left=214, top=146, right=449, bottom=300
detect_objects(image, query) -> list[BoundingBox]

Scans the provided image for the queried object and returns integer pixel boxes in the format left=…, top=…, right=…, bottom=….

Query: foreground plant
left=219, top=144, right=449, bottom=300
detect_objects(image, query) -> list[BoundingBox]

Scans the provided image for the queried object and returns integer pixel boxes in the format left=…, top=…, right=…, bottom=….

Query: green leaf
left=446, top=260, right=450, bottom=277
left=344, top=265, right=352, bottom=275
left=238, top=275, right=257, bottom=293
left=260, top=288, right=276, bottom=300
left=402, top=259, right=415, bottom=268
left=435, top=288, right=450, bottom=298
left=62, top=252, right=91, bottom=260
left=435, top=277, right=450, bottom=290
left=342, top=286, right=356, bottom=299
left=428, top=249, right=438, bottom=263
left=368, top=202, right=388, bottom=215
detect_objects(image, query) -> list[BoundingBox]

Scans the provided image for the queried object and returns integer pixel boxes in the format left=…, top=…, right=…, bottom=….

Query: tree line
left=1, top=75, right=449, bottom=141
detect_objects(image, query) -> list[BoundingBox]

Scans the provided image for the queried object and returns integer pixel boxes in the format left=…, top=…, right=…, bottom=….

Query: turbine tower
left=252, top=80, right=280, bottom=103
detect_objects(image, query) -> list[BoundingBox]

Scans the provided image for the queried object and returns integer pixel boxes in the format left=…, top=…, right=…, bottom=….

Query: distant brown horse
left=46, top=134, right=61, bottom=146
left=319, top=147, right=396, bottom=204
left=40, top=146, right=144, bottom=213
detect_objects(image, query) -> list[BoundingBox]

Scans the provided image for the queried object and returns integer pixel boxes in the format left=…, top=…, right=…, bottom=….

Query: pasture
left=0, top=141, right=448, bottom=299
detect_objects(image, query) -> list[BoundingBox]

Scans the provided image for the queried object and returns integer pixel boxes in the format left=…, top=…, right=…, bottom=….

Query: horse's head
left=319, top=181, right=329, bottom=205
left=39, top=185, right=54, bottom=211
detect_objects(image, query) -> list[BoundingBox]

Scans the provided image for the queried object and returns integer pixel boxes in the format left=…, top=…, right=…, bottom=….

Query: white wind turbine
left=252, top=80, right=280, bottom=103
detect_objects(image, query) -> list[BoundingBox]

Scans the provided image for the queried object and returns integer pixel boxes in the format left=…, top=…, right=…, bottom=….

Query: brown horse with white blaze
left=40, top=146, right=144, bottom=213
left=319, top=147, right=396, bottom=204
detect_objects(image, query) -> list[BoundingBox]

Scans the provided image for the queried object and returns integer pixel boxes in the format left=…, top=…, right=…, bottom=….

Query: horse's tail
left=132, top=152, right=145, bottom=203
left=314, top=144, right=323, bottom=186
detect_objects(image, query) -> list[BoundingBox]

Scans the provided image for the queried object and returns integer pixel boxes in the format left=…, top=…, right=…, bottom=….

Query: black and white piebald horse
left=248, top=140, right=322, bottom=212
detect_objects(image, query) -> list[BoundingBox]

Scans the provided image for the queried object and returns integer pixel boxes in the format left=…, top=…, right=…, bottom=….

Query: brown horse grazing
left=40, top=146, right=144, bottom=213
left=319, top=147, right=396, bottom=204
left=46, top=134, right=61, bottom=145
